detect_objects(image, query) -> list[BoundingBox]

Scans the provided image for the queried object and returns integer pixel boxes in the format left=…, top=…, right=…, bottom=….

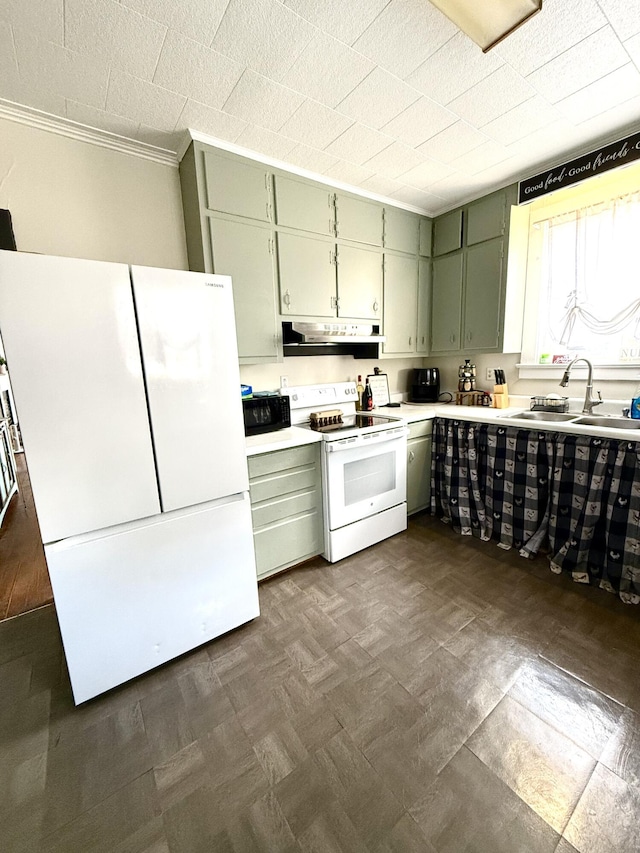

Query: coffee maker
left=410, top=367, right=440, bottom=403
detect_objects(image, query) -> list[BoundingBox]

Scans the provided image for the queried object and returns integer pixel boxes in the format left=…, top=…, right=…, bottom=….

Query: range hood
left=282, top=322, right=385, bottom=358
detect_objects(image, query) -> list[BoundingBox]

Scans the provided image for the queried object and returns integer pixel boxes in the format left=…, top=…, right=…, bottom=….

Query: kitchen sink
left=507, top=411, right=578, bottom=422
left=572, top=416, right=640, bottom=429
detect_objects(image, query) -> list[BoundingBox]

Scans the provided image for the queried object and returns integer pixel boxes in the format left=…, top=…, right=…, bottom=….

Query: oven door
left=323, top=426, right=408, bottom=530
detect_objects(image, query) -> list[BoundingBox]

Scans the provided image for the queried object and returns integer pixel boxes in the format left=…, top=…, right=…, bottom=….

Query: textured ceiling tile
left=482, top=96, right=563, bottom=146
left=324, top=123, right=393, bottom=164
left=323, top=160, right=376, bottom=187
left=407, top=33, right=503, bottom=106
left=120, top=0, right=229, bottom=46
left=388, top=185, right=444, bottom=210
left=65, top=0, right=165, bottom=82
left=526, top=26, right=629, bottom=104
left=398, top=158, right=454, bottom=190
left=281, top=0, right=392, bottom=46
left=555, top=64, right=640, bottom=125
left=352, top=0, right=457, bottom=79
left=234, top=125, right=298, bottom=160
left=506, top=120, right=585, bottom=168
left=178, top=99, right=248, bottom=143
left=572, top=94, right=640, bottom=143
left=593, top=0, right=640, bottom=41
left=336, top=68, right=420, bottom=129
left=13, top=29, right=109, bottom=109
left=417, top=121, right=488, bottom=163
left=285, top=143, right=340, bottom=174
left=495, top=0, right=607, bottom=76
left=222, top=71, right=305, bottom=132
left=362, top=141, right=424, bottom=179
left=0, top=0, right=63, bottom=45
left=154, top=32, right=244, bottom=110
left=279, top=100, right=353, bottom=150
left=380, top=97, right=457, bottom=149
left=106, top=70, right=186, bottom=131
left=447, top=65, right=537, bottom=128
left=625, top=32, right=640, bottom=69
left=65, top=100, right=140, bottom=138
left=449, top=140, right=512, bottom=175
left=359, top=174, right=404, bottom=196
left=212, top=0, right=315, bottom=80
left=280, top=31, right=374, bottom=109
left=0, top=21, right=18, bottom=80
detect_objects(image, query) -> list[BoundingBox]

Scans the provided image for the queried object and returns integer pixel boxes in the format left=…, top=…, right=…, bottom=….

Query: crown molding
left=0, top=99, right=178, bottom=168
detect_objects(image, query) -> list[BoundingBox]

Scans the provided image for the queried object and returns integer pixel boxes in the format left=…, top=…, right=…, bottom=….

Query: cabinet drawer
left=250, top=466, right=318, bottom=504
left=252, top=487, right=319, bottom=529
left=408, top=419, right=433, bottom=439
left=248, top=444, right=318, bottom=478
left=254, top=510, right=323, bottom=577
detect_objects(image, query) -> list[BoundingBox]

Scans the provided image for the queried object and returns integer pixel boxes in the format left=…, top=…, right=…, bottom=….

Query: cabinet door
left=277, top=232, right=336, bottom=318
left=431, top=252, right=463, bottom=352
left=204, top=150, right=271, bottom=222
left=335, top=194, right=383, bottom=245
left=336, top=244, right=382, bottom=321
left=209, top=217, right=279, bottom=361
left=407, top=436, right=432, bottom=515
left=416, top=258, right=431, bottom=354
left=419, top=218, right=433, bottom=257
left=467, top=191, right=506, bottom=246
left=383, top=208, right=419, bottom=254
left=433, top=209, right=463, bottom=255
left=274, top=175, right=334, bottom=236
left=464, top=238, right=504, bottom=351
left=382, top=254, right=418, bottom=354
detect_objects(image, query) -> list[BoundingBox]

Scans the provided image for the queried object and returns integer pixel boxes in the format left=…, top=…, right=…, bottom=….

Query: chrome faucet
left=559, top=358, right=603, bottom=415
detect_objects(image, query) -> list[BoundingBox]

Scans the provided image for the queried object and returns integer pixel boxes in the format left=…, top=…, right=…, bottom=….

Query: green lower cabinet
left=248, top=444, right=324, bottom=581
left=406, top=420, right=432, bottom=515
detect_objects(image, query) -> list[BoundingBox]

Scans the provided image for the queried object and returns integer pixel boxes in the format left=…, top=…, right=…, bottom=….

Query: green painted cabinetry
left=433, top=209, right=463, bottom=256
left=203, top=149, right=272, bottom=222
left=384, top=208, right=419, bottom=255
left=382, top=253, right=419, bottom=354
left=248, top=444, right=323, bottom=581
left=335, top=194, right=383, bottom=245
left=274, top=175, right=334, bottom=236
left=431, top=251, right=463, bottom=353
left=278, top=232, right=336, bottom=318
left=407, top=419, right=432, bottom=515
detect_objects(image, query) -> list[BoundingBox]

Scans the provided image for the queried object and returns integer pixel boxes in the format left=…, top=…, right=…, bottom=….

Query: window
left=521, top=166, right=640, bottom=368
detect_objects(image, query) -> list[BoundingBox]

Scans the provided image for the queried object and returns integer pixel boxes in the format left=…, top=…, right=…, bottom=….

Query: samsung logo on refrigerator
left=205, top=281, right=224, bottom=288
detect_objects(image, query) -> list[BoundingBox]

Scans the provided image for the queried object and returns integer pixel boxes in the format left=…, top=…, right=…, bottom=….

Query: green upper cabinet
left=463, top=238, right=504, bottom=350
left=277, top=232, right=336, bottom=318
left=382, top=253, right=419, bottom=354
left=335, top=194, right=383, bottom=246
left=417, top=258, right=431, bottom=354
left=336, top=244, right=382, bottom=321
left=433, top=209, right=463, bottom=256
left=209, top=217, right=279, bottom=362
left=203, top=149, right=272, bottom=223
left=466, top=191, right=507, bottom=246
left=419, top=218, right=433, bottom=257
left=431, top=251, right=463, bottom=353
left=273, top=175, right=335, bottom=237
left=383, top=208, right=419, bottom=255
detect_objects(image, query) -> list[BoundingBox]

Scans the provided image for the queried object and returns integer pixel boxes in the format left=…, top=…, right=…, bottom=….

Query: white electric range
left=284, top=382, right=409, bottom=562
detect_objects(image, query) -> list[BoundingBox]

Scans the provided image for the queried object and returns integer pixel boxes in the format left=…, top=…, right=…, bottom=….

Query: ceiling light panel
left=428, top=0, right=542, bottom=53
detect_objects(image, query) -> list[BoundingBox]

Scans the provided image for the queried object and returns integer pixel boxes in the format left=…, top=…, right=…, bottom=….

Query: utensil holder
left=493, top=384, right=509, bottom=408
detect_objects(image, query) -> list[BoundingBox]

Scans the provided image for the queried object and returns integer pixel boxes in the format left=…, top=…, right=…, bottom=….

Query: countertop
left=245, top=397, right=639, bottom=455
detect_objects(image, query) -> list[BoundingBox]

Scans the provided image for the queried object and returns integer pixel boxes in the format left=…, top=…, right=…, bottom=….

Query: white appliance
left=286, top=382, right=408, bottom=562
left=0, top=251, right=259, bottom=704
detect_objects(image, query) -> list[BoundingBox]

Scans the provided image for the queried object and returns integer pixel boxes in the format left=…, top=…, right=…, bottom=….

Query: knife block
left=493, top=384, right=509, bottom=408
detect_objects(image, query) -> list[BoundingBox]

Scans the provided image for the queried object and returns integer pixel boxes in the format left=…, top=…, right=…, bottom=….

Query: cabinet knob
left=408, top=336, right=412, bottom=346
left=408, top=450, right=415, bottom=462
left=450, top=333, right=455, bottom=343
left=283, top=290, right=291, bottom=307
left=373, top=300, right=379, bottom=313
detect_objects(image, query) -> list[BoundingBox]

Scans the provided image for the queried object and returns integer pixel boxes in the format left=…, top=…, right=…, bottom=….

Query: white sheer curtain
left=537, top=191, right=640, bottom=361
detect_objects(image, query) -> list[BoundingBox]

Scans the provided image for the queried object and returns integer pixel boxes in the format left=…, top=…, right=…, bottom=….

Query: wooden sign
left=518, top=129, right=640, bottom=204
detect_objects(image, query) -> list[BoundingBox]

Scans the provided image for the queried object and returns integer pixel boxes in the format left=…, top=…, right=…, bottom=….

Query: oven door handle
left=326, top=425, right=408, bottom=451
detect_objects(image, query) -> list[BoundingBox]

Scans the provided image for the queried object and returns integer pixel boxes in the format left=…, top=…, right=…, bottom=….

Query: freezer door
left=45, top=493, right=259, bottom=704
left=132, top=266, right=249, bottom=512
left=0, top=251, right=160, bottom=542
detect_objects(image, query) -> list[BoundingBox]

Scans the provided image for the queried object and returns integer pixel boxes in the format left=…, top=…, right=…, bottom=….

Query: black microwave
left=242, top=393, right=291, bottom=436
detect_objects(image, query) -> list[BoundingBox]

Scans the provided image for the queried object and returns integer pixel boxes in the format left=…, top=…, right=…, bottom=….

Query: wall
left=0, top=117, right=187, bottom=269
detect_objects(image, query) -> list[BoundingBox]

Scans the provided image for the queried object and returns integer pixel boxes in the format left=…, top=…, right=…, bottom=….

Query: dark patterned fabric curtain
left=431, top=418, right=640, bottom=604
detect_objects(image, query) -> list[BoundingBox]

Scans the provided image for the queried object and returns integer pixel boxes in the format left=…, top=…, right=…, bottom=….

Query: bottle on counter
left=470, top=362, right=477, bottom=391
left=362, top=379, right=374, bottom=411
left=631, top=383, right=640, bottom=419
left=356, top=375, right=364, bottom=411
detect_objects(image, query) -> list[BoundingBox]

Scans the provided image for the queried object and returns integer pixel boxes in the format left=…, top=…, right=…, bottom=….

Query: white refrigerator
left=0, top=251, right=259, bottom=704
